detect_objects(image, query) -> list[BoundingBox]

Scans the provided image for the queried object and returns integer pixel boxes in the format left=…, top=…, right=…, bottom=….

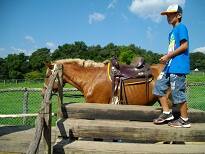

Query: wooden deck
left=1, top=126, right=205, bottom=154
left=0, top=126, right=56, bottom=154
left=1, top=103, right=205, bottom=153
left=63, top=103, right=205, bottom=122
left=53, top=140, right=205, bottom=154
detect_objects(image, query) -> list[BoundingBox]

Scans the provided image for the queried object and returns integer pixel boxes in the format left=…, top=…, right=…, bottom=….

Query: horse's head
left=41, top=62, right=63, bottom=97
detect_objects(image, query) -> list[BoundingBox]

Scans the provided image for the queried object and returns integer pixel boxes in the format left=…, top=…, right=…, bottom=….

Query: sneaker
left=168, top=117, right=191, bottom=128
left=153, top=112, right=174, bottom=124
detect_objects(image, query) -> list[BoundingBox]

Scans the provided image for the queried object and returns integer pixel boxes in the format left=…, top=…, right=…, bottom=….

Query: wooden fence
left=26, top=64, right=63, bottom=154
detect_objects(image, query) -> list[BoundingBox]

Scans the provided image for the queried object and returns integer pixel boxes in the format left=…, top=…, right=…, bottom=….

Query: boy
left=153, top=4, right=191, bottom=128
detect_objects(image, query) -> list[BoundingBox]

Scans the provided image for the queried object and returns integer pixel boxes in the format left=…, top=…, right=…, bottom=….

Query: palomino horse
left=42, top=59, right=165, bottom=105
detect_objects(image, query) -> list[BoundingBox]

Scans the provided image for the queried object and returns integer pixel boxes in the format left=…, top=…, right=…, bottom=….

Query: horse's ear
left=44, top=61, right=54, bottom=69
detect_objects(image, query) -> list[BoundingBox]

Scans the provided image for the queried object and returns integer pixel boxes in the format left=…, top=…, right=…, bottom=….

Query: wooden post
left=57, top=64, right=63, bottom=119
left=43, top=71, right=58, bottom=154
left=43, top=101, right=52, bottom=154
left=42, top=66, right=61, bottom=154
left=23, top=88, right=29, bottom=124
left=27, top=64, right=63, bottom=154
left=27, top=111, right=44, bottom=154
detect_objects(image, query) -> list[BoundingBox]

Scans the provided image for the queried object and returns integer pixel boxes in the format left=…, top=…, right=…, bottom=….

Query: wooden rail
left=0, top=113, right=56, bottom=118
left=27, top=64, right=63, bottom=154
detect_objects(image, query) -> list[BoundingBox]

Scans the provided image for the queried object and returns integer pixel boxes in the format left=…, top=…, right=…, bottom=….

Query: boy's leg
left=180, top=101, right=188, bottom=118
left=168, top=74, right=191, bottom=128
left=153, top=73, right=174, bottom=124
left=158, top=95, right=170, bottom=112
left=168, top=102, right=191, bottom=128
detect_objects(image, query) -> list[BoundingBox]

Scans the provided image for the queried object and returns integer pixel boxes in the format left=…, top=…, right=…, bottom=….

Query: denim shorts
left=153, top=72, right=187, bottom=104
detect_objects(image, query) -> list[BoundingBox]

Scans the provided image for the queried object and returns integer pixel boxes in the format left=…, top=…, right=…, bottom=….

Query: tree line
left=0, top=41, right=204, bottom=80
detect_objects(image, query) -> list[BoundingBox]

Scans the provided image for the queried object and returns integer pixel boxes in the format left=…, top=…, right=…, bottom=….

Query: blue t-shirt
left=164, top=23, right=190, bottom=74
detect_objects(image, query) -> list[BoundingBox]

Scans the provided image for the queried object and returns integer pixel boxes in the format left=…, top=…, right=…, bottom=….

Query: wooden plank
left=0, top=113, right=38, bottom=118
left=57, top=119, right=205, bottom=142
left=63, top=103, right=205, bottom=123
left=0, top=113, right=56, bottom=118
left=53, top=140, right=205, bottom=154
left=63, top=103, right=162, bottom=121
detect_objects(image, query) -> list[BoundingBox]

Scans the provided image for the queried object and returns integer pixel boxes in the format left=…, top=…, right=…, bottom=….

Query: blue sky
left=0, top=0, right=205, bottom=58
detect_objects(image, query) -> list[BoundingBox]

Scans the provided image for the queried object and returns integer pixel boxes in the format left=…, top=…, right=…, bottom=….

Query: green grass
left=0, top=90, right=85, bottom=126
left=0, top=80, right=85, bottom=126
left=187, top=73, right=205, bottom=82
left=0, top=80, right=73, bottom=89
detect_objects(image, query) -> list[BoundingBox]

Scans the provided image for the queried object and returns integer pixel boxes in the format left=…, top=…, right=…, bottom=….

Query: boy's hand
left=159, top=54, right=170, bottom=64
left=160, top=41, right=188, bottom=64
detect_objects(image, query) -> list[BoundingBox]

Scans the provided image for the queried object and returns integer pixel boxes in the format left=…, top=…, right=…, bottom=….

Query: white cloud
left=129, top=0, right=185, bottom=23
left=24, top=35, right=35, bottom=44
left=10, top=46, right=35, bottom=56
left=0, top=48, right=5, bottom=52
left=10, top=47, right=27, bottom=54
left=193, top=47, right=205, bottom=53
left=107, top=0, right=117, bottom=9
left=89, top=12, right=105, bottom=24
left=46, top=42, right=55, bottom=48
left=46, top=42, right=57, bottom=52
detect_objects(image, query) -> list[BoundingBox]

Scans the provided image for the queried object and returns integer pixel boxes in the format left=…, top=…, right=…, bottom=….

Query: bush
left=24, top=71, right=44, bottom=80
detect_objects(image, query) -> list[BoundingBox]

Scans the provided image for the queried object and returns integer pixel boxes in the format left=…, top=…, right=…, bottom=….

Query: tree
left=190, top=52, right=205, bottom=71
left=5, top=53, right=29, bottom=79
left=0, top=58, right=8, bottom=79
left=119, top=47, right=135, bottom=64
left=24, top=71, right=45, bottom=79
left=52, top=41, right=88, bottom=60
left=87, top=45, right=102, bottom=61
left=29, top=48, right=51, bottom=72
left=1, top=42, right=169, bottom=80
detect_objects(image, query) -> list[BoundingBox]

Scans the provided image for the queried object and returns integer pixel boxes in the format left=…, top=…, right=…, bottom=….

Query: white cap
left=161, top=4, right=183, bottom=15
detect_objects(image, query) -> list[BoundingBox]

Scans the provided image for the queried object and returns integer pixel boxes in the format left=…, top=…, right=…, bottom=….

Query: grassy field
left=0, top=73, right=204, bottom=126
left=0, top=90, right=84, bottom=126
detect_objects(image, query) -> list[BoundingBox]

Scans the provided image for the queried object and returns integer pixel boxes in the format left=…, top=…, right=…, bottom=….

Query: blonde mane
left=54, top=58, right=109, bottom=68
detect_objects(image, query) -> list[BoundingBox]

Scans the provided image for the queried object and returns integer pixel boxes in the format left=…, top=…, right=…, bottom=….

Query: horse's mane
left=54, top=58, right=109, bottom=68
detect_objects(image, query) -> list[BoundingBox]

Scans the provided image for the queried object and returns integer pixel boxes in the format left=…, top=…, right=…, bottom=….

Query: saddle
left=110, top=57, right=153, bottom=104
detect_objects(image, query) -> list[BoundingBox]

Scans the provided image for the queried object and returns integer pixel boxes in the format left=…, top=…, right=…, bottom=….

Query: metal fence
left=186, top=82, right=205, bottom=111
left=0, top=88, right=84, bottom=126
left=0, top=79, right=44, bottom=84
left=0, top=83, right=205, bottom=126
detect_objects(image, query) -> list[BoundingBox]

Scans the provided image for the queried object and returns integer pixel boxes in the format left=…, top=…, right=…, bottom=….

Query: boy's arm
left=159, top=39, right=188, bottom=64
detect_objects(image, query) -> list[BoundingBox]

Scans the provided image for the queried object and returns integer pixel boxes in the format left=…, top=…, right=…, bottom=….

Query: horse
left=42, top=58, right=165, bottom=105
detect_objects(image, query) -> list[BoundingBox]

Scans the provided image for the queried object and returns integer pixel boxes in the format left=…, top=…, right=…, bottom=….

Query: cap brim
left=161, top=11, right=178, bottom=15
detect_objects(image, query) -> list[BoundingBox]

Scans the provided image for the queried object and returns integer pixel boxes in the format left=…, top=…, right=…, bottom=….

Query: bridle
left=43, top=63, right=64, bottom=90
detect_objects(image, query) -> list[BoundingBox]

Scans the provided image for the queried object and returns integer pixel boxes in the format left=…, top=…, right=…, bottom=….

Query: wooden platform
left=1, top=125, right=205, bottom=154
left=0, top=126, right=56, bottom=154
left=1, top=103, right=205, bottom=153
left=57, top=119, right=205, bottom=142
left=53, top=140, right=205, bottom=154
left=53, top=103, right=205, bottom=153
left=63, top=103, right=205, bottom=123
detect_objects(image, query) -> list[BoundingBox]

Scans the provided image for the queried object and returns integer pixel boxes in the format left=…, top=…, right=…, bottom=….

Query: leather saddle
left=110, top=57, right=153, bottom=104
left=111, top=57, right=152, bottom=79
